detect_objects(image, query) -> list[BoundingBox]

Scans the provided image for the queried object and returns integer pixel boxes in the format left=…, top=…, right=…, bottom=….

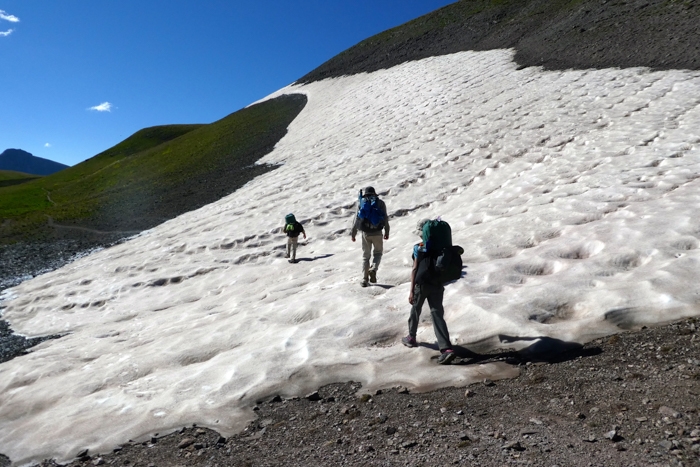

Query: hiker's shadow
left=420, top=335, right=601, bottom=365
left=296, top=254, right=334, bottom=263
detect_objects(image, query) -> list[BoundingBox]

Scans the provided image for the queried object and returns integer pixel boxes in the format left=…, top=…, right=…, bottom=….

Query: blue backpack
left=357, top=190, right=385, bottom=230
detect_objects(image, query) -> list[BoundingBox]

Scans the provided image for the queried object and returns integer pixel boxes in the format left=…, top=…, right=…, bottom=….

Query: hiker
left=401, top=218, right=456, bottom=365
left=283, top=213, right=306, bottom=263
left=351, top=186, right=390, bottom=287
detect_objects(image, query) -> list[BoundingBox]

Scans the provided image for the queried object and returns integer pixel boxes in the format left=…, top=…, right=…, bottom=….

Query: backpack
left=357, top=190, right=385, bottom=230
left=419, top=219, right=464, bottom=284
left=421, top=219, right=452, bottom=252
left=435, top=245, right=465, bottom=284
left=284, top=213, right=297, bottom=233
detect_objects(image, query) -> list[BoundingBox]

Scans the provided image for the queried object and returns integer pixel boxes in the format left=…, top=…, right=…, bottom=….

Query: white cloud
left=88, top=102, right=113, bottom=112
left=0, top=10, right=19, bottom=22
left=0, top=29, right=13, bottom=37
left=44, top=143, right=51, bottom=148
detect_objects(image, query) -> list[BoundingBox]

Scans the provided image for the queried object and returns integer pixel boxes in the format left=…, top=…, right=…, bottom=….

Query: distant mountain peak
left=0, top=148, right=69, bottom=176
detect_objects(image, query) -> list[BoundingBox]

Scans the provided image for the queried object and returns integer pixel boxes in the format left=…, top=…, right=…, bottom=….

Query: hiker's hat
left=364, top=186, right=376, bottom=196
left=414, top=218, right=429, bottom=236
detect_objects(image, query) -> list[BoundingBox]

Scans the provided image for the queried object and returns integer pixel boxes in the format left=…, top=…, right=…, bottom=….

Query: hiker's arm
left=409, top=257, right=418, bottom=304
left=382, top=201, right=390, bottom=239
left=350, top=202, right=360, bottom=241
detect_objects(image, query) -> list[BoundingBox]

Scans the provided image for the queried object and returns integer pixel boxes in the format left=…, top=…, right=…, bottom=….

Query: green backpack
left=285, top=213, right=297, bottom=233
left=421, top=219, right=452, bottom=253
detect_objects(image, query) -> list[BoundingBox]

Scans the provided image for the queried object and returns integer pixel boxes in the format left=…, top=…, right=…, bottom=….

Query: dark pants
left=408, top=283, right=452, bottom=351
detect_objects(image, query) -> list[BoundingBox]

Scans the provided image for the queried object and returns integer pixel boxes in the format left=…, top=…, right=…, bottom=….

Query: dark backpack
left=357, top=190, right=385, bottom=230
left=419, top=219, right=464, bottom=284
left=435, top=245, right=465, bottom=284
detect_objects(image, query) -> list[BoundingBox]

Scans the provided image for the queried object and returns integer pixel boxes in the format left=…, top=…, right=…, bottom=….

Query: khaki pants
left=286, top=236, right=299, bottom=260
left=361, top=232, right=383, bottom=279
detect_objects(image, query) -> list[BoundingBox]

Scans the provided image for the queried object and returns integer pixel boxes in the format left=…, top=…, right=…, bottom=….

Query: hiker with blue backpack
left=402, top=218, right=464, bottom=365
left=351, top=186, right=390, bottom=287
left=283, top=213, right=306, bottom=263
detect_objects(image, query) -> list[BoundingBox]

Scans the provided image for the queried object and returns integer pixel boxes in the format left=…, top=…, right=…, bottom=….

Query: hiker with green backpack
left=351, top=186, right=390, bottom=287
left=401, top=218, right=464, bottom=365
left=283, top=213, right=306, bottom=263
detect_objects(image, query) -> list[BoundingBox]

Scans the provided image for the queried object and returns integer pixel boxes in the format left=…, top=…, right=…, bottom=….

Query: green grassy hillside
left=0, top=171, right=40, bottom=188
left=0, top=94, right=307, bottom=243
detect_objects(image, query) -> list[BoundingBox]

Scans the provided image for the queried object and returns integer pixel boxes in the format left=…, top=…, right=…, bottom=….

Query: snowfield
left=2, top=49, right=700, bottom=464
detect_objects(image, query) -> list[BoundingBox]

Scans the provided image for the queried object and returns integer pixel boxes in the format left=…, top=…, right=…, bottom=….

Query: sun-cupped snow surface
left=3, top=49, right=700, bottom=463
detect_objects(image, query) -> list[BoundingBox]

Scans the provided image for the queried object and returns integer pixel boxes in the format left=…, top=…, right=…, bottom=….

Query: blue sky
left=0, top=1, right=455, bottom=167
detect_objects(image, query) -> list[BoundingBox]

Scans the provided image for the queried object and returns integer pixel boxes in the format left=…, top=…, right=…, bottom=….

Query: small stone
left=386, top=427, right=397, bottom=435
left=605, top=430, right=621, bottom=442
left=691, top=429, right=700, bottom=437
left=402, top=441, right=418, bottom=449
left=456, top=410, right=464, bottom=415
left=92, top=458, right=105, bottom=466
left=483, top=379, right=495, bottom=387
left=193, top=443, right=204, bottom=450
left=459, top=433, right=471, bottom=441
left=576, top=413, right=586, bottom=420
left=306, top=391, right=321, bottom=402
left=397, top=386, right=409, bottom=394
left=658, top=440, right=674, bottom=450
left=658, top=406, right=681, bottom=418
left=529, top=418, right=543, bottom=425
left=216, top=436, right=226, bottom=444
left=375, top=389, right=383, bottom=395
left=635, top=417, right=648, bottom=422
left=366, top=445, right=375, bottom=452
left=178, top=437, right=196, bottom=449
left=464, top=389, right=474, bottom=398
left=583, top=434, right=597, bottom=443
left=77, top=449, right=89, bottom=459
left=324, top=396, right=336, bottom=402
left=269, top=395, right=283, bottom=403
left=195, top=428, right=207, bottom=435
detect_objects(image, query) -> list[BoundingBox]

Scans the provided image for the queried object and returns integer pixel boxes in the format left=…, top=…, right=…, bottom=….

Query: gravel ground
left=28, top=317, right=700, bottom=467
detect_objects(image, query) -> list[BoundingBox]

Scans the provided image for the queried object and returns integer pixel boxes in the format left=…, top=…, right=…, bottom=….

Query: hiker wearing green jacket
left=351, top=186, right=390, bottom=287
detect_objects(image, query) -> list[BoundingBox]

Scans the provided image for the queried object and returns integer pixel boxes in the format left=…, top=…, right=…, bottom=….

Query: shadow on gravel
left=419, top=335, right=602, bottom=366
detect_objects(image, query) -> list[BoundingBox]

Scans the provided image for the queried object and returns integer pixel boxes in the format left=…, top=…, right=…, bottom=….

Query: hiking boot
left=401, top=335, right=417, bottom=348
left=360, top=279, right=369, bottom=287
left=368, top=269, right=377, bottom=283
left=437, top=349, right=456, bottom=365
